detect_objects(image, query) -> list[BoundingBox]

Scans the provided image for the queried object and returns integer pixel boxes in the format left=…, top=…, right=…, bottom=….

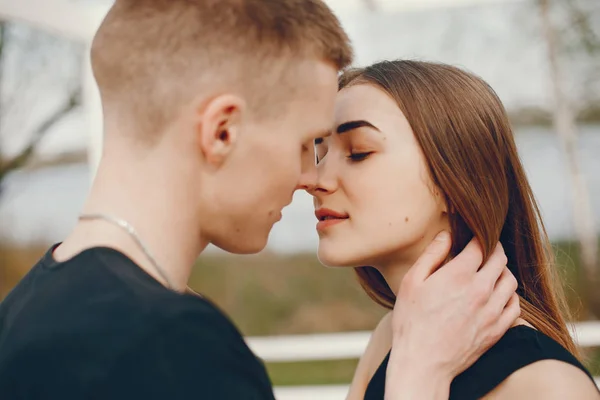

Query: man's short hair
left=90, top=0, right=353, bottom=138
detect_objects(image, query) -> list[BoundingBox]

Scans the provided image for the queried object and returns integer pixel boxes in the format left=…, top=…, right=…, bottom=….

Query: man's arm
left=385, top=231, right=520, bottom=400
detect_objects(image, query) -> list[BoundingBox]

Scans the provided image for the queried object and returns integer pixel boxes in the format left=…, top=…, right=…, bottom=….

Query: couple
left=0, top=0, right=597, bottom=399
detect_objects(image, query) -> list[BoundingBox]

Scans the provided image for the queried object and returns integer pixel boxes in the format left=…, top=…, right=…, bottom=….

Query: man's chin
left=212, top=235, right=269, bottom=255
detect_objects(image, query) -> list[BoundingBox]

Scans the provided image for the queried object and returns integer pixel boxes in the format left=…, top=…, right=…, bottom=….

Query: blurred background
left=0, top=0, right=599, bottom=394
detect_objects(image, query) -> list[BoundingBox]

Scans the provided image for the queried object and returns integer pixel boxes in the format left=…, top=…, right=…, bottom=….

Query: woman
left=311, top=60, right=599, bottom=399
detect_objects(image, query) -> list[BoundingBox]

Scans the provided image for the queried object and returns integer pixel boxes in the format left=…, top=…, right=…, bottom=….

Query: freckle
left=405, top=217, right=409, bottom=222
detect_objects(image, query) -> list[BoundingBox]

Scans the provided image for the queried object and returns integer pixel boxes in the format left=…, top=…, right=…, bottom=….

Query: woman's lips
left=316, top=217, right=348, bottom=231
left=315, top=208, right=349, bottom=231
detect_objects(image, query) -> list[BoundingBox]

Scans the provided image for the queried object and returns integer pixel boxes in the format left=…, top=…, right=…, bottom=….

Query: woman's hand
left=385, top=231, right=520, bottom=400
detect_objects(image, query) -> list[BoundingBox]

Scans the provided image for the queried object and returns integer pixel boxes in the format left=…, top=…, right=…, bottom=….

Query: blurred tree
left=0, top=20, right=82, bottom=196
left=538, top=0, right=599, bottom=318
left=559, top=0, right=600, bottom=120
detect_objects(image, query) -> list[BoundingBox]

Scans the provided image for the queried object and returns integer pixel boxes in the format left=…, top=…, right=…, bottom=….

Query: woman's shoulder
left=358, top=312, right=394, bottom=375
left=485, top=357, right=599, bottom=399
left=346, top=312, right=393, bottom=400
left=453, top=322, right=599, bottom=399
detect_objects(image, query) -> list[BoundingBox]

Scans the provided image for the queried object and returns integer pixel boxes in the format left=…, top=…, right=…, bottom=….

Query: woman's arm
left=346, top=312, right=393, bottom=400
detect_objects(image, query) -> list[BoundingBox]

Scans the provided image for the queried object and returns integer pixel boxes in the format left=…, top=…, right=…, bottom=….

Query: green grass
left=587, top=349, right=600, bottom=376
left=265, top=359, right=359, bottom=386
left=188, top=252, right=386, bottom=336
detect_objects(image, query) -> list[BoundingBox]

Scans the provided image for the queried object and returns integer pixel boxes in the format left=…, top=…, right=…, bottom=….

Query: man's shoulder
left=0, top=244, right=250, bottom=364
left=151, top=293, right=247, bottom=344
left=0, top=246, right=275, bottom=399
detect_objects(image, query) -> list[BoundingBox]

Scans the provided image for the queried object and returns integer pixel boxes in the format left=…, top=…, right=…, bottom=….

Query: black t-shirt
left=0, top=245, right=276, bottom=400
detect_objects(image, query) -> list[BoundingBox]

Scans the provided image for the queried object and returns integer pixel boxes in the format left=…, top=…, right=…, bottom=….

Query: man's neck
left=54, top=151, right=207, bottom=292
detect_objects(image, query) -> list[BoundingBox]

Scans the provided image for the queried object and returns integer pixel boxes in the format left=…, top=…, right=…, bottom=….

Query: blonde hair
left=91, top=0, right=353, bottom=138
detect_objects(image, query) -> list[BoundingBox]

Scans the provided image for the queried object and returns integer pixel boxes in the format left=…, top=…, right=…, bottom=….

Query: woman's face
left=311, top=83, right=449, bottom=268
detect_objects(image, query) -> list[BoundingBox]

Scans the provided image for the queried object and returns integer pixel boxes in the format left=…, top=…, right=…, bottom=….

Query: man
left=0, top=0, right=519, bottom=399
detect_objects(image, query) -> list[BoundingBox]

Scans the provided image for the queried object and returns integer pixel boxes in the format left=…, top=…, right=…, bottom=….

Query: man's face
left=200, top=60, right=338, bottom=254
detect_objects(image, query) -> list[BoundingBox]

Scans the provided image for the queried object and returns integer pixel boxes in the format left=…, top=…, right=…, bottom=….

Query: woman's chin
left=317, top=245, right=367, bottom=268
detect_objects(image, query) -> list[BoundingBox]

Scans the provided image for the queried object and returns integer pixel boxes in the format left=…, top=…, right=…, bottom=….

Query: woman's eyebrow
left=336, top=120, right=381, bottom=134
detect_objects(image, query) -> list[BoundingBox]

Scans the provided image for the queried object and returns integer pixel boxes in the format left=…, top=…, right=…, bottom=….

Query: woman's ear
left=445, top=202, right=456, bottom=215
left=433, top=187, right=451, bottom=215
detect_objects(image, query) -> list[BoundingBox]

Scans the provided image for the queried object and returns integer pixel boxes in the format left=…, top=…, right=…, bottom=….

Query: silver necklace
left=79, top=213, right=176, bottom=290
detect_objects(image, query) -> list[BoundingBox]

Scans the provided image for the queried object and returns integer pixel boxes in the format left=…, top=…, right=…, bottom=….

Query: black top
left=365, top=324, right=597, bottom=400
left=0, top=245, right=276, bottom=400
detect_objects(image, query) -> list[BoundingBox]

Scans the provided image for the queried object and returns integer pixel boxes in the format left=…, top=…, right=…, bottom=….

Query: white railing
left=246, top=321, right=600, bottom=400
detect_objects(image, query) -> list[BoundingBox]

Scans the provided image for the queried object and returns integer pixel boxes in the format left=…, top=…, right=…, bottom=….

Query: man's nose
left=296, top=162, right=317, bottom=193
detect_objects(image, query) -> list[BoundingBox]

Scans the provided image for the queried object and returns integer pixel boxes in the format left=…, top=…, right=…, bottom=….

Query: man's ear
left=195, top=94, right=246, bottom=167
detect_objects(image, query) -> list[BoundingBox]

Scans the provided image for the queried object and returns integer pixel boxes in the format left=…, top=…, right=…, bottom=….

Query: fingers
left=475, top=291, right=520, bottom=355
left=493, top=293, right=521, bottom=339
left=410, top=231, right=452, bottom=282
left=450, top=237, right=484, bottom=273
left=476, top=242, right=509, bottom=283
left=485, top=267, right=519, bottom=314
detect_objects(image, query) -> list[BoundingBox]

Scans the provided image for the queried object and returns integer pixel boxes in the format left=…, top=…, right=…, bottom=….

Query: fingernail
left=435, top=231, right=449, bottom=242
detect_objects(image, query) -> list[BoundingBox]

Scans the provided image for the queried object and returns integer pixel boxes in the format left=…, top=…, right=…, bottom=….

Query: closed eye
left=314, top=137, right=328, bottom=164
left=348, top=152, right=372, bottom=162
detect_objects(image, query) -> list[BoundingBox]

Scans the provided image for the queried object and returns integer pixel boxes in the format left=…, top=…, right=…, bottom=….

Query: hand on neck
left=54, top=137, right=208, bottom=292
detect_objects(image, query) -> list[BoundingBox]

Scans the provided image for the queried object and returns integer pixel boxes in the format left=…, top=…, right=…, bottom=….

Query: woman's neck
left=375, top=262, right=413, bottom=297
left=373, top=229, right=451, bottom=296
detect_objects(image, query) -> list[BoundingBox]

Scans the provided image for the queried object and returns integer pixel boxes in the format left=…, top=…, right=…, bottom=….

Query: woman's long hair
left=340, top=60, right=578, bottom=356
